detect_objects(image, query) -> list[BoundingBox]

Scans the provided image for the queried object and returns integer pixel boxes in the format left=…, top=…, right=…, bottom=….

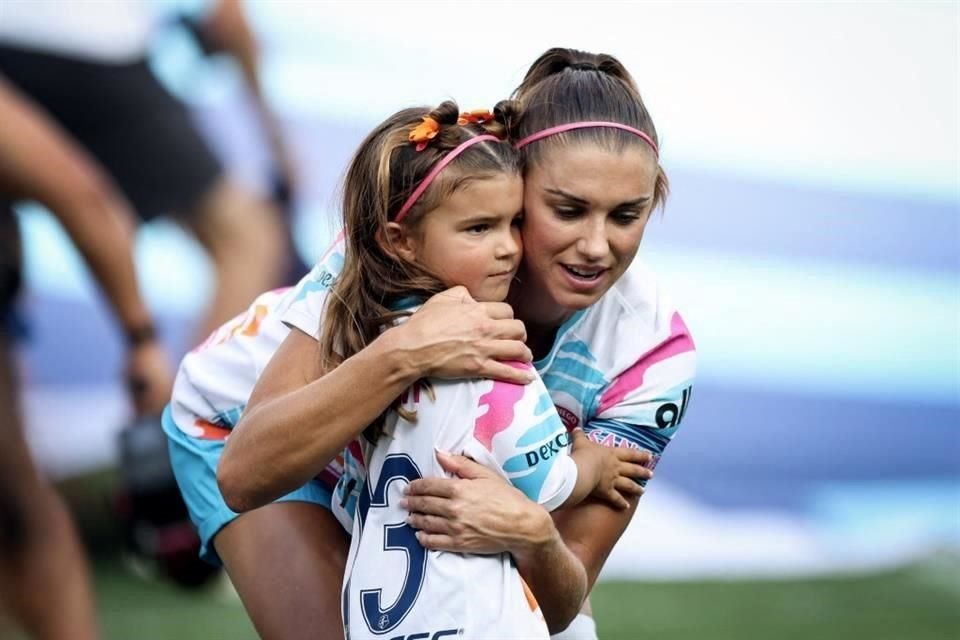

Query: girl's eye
left=466, top=224, right=489, bottom=234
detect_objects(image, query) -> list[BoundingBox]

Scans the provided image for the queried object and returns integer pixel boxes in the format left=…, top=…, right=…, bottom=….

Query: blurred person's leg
left=0, top=208, right=99, bottom=640
left=214, top=503, right=349, bottom=640
left=0, top=46, right=287, bottom=345
left=179, top=177, right=286, bottom=342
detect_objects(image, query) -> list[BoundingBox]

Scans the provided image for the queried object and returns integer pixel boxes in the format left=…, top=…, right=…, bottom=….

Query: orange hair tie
left=457, top=109, right=495, bottom=126
left=409, top=116, right=440, bottom=152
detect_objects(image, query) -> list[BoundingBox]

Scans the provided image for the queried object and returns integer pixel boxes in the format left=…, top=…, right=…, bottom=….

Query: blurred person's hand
left=125, top=341, right=174, bottom=416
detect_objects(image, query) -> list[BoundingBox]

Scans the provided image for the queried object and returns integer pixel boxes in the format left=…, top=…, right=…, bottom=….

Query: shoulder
left=276, top=231, right=347, bottom=334
left=564, top=259, right=696, bottom=376
left=416, top=368, right=550, bottom=430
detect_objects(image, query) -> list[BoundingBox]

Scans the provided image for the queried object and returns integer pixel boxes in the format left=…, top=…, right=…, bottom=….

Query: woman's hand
left=404, top=450, right=590, bottom=632
left=390, top=287, right=534, bottom=385
left=570, top=429, right=652, bottom=510
left=402, top=450, right=553, bottom=556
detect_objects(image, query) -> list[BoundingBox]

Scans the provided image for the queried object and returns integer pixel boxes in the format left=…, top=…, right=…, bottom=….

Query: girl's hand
left=571, top=429, right=653, bottom=510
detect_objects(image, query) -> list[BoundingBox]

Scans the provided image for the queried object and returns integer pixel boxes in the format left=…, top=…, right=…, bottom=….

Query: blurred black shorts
left=0, top=44, right=223, bottom=221
left=0, top=202, right=25, bottom=342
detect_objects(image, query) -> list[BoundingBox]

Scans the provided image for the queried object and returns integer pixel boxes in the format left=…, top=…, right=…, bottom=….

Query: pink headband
left=394, top=134, right=502, bottom=223
left=514, top=121, right=659, bottom=157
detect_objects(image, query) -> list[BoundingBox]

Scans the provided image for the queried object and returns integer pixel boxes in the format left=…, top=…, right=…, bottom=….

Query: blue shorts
left=162, top=405, right=334, bottom=566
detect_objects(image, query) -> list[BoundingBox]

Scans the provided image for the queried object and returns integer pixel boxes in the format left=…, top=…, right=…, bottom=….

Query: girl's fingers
left=620, top=462, right=653, bottom=481
left=615, top=476, right=645, bottom=497
left=605, top=489, right=629, bottom=511
left=614, top=447, right=652, bottom=466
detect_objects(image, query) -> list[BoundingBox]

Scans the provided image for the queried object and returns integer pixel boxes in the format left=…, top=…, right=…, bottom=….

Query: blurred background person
left=0, top=77, right=172, bottom=640
left=0, top=0, right=306, bottom=598
left=0, top=0, right=296, bottom=342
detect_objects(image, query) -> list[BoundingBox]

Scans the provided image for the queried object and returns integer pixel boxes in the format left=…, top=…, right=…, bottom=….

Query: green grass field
left=6, top=556, right=956, bottom=640
left=3, top=471, right=955, bottom=639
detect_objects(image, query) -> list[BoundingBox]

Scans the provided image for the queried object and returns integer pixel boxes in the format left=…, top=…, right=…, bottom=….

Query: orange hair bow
left=457, top=109, right=495, bottom=126
left=409, top=116, right=440, bottom=151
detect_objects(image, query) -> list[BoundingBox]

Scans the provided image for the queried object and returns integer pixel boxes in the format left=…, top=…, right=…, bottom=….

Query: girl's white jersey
left=343, top=358, right=575, bottom=640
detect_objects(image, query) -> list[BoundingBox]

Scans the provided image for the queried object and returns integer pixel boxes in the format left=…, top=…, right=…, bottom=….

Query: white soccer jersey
left=342, top=366, right=575, bottom=640
left=168, top=233, right=349, bottom=490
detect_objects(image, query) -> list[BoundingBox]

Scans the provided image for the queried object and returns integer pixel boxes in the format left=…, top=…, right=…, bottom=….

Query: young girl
left=325, top=101, right=648, bottom=640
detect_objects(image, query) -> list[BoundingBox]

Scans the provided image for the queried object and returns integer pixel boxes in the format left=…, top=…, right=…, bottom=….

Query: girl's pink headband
left=394, top=134, right=501, bottom=223
left=514, top=121, right=659, bottom=157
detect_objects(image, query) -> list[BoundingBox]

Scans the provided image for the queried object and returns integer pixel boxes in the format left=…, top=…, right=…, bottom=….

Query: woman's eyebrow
left=545, top=188, right=652, bottom=209
left=544, top=187, right=589, bottom=205
left=616, top=195, right=652, bottom=208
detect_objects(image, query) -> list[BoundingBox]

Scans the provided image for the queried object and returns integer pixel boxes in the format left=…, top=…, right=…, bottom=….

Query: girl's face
left=515, top=142, right=658, bottom=326
left=397, top=173, right=524, bottom=302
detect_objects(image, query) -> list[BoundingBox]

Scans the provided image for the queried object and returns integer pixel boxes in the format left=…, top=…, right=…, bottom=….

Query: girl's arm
left=218, top=288, right=534, bottom=513
left=562, top=428, right=651, bottom=510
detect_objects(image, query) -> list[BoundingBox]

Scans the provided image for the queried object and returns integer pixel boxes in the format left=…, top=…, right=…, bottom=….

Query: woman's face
left=515, top=142, right=659, bottom=326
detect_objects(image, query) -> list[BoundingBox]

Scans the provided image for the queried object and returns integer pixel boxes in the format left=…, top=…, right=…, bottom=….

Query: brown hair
left=318, top=100, right=519, bottom=438
left=497, top=47, right=669, bottom=210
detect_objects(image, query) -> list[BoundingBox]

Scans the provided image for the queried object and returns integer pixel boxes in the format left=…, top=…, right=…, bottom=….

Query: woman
left=169, top=48, right=695, bottom=640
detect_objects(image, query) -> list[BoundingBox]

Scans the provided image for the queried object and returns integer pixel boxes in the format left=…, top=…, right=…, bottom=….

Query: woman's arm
left=218, top=288, right=534, bottom=513
left=552, top=495, right=640, bottom=591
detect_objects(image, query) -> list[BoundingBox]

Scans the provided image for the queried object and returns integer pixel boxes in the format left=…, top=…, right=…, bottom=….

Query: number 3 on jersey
left=356, top=454, right=426, bottom=635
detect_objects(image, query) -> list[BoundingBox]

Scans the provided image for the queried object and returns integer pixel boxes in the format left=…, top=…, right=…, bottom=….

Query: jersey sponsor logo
left=555, top=405, right=580, bottom=431
left=386, top=630, right=460, bottom=640
left=596, top=312, right=695, bottom=416
left=292, top=271, right=337, bottom=305
left=523, top=431, right=572, bottom=467
left=654, top=386, right=692, bottom=429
